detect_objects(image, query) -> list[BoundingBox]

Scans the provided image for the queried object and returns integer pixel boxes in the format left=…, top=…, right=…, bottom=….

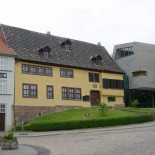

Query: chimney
left=46, top=31, right=51, bottom=35
left=97, top=42, right=101, bottom=46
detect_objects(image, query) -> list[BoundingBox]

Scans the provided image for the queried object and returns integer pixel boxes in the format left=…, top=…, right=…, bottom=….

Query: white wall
left=0, top=56, right=15, bottom=131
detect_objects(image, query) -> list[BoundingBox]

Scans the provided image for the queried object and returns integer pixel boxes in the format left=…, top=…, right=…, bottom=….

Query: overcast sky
left=1, top=0, right=155, bottom=53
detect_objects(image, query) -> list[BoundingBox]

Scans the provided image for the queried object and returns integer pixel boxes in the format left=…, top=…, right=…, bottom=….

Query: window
left=115, top=46, right=134, bottom=59
left=108, top=96, right=116, bottom=102
left=103, top=79, right=123, bottom=89
left=22, top=64, right=52, bottom=77
left=60, top=68, right=73, bottom=78
left=94, top=59, right=101, bottom=66
left=0, top=58, right=7, bottom=70
left=132, top=71, right=147, bottom=77
left=30, top=66, right=37, bottom=74
left=103, top=79, right=109, bottom=89
left=62, top=87, right=68, bottom=99
left=64, top=44, right=70, bottom=51
left=38, top=67, right=44, bottom=75
left=62, top=87, right=81, bottom=100
left=47, top=85, right=54, bottom=99
left=43, top=51, right=49, bottom=59
left=69, top=88, right=74, bottom=99
left=89, top=73, right=99, bottom=82
left=0, top=104, right=5, bottom=113
left=75, top=89, right=81, bottom=100
left=22, top=64, right=29, bottom=74
left=23, top=84, right=37, bottom=98
left=38, top=46, right=51, bottom=58
left=83, top=95, right=90, bottom=101
left=0, top=80, right=7, bottom=94
left=45, top=67, right=52, bottom=76
left=91, top=55, right=102, bottom=66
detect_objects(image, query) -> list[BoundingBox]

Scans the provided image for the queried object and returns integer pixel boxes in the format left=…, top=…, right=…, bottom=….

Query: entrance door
left=0, top=113, right=5, bottom=131
left=90, top=91, right=100, bottom=106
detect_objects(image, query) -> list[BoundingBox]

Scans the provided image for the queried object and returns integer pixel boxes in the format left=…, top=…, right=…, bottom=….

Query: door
left=90, top=91, right=100, bottom=106
left=0, top=113, right=5, bottom=131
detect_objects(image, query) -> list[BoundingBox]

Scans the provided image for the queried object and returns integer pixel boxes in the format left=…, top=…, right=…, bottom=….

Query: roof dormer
left=38, top=45, right=51, bottom=59
left=90, top=54, right=102, bottom=66
left=60, top=39, right=72, bottom=52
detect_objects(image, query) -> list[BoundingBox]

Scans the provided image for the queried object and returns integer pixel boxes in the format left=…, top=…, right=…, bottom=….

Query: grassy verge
left=16, top=108, right=154, bottom=131
left=126, top=107, right=155, bottom=114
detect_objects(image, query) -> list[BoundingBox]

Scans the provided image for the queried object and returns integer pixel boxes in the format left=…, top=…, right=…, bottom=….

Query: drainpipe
left=152, top=91, right=154, bottom=108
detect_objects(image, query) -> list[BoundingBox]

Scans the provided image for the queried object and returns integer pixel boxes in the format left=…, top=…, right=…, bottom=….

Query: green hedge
left=16, top=114, right=154, bottom=131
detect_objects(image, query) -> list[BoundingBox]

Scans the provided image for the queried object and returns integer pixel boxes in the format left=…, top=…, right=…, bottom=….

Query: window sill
left=62, top=99, right=82, bottom=101
left=22, top=97, right=38, bottom=98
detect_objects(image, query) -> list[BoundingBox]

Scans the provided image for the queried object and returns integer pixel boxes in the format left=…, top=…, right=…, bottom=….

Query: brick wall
left=13, top=105, right=82, bottom=126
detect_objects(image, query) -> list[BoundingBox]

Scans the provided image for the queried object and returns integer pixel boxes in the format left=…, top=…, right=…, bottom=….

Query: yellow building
left=1, top=24, right=124, bottom=124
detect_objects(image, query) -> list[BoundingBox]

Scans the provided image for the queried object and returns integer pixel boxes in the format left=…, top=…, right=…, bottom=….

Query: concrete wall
left=112, top=42, right=155, bottom=90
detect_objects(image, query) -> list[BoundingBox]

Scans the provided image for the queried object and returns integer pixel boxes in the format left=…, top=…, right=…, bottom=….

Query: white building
left=0, top=29, right=16, bottom=131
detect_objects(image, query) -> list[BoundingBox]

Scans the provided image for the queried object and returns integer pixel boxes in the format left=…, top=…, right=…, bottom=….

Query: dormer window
left=60, top=39, right=72, bottom=52
left=38, top=45, right=51, bottom=59
left=43, top=51, right=49, bottom=59
left=64, top=44, right=70, bottom=51
left=94, top=59, right=101, bottom=66
left=91, top=54, right=102, bottom=66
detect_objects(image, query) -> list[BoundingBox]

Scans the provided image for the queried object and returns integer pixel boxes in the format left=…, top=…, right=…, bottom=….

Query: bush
left=99, top=102, right=108, bottom=115
left=18, top=114, right=154, bottom=131
left=131, top=99, right=139, bottom=108
left=3, top=132, right=17, bottom=142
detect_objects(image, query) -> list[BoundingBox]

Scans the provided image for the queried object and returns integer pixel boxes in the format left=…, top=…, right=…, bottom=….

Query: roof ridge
left=1, top=24, right=104, bottom=48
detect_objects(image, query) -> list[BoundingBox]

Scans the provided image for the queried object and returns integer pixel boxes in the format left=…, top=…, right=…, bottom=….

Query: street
left=15, top=122, right=155, bottom=155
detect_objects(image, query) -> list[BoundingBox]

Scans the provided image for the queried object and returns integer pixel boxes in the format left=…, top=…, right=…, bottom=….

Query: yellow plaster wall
left=101, top=72, right=124, bottom=96
left=15, top=61, right=124, bottom=107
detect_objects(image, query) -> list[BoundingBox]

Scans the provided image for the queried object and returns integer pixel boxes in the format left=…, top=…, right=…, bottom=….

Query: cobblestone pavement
left=14, top=121, right=155, bottom=155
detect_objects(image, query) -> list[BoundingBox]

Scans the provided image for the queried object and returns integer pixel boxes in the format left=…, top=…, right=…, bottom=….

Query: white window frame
left=0, top=58, right=8, bottom=70
left=0, top=80, right=7, bottom=94
left=0, top=104, right=6, bottom=113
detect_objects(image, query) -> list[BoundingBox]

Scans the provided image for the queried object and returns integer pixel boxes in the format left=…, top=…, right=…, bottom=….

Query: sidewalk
left=0, top=145, right=37, bottom=155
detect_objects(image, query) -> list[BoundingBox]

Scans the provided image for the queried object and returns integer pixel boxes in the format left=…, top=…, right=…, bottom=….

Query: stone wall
left=13, top=105, right=82, bottom=126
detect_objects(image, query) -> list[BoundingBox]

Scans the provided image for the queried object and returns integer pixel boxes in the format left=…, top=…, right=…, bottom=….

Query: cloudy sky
left=1, top=0, right=155, bottom=53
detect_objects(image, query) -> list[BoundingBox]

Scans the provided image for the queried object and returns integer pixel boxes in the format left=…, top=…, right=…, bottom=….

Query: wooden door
left=90, top=91, right=100, bottom=106
left=0, top=113, right=5, bottom=131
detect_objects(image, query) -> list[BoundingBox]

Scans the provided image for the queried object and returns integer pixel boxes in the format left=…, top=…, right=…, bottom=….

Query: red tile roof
left=0, top=37, right=16, bottom=56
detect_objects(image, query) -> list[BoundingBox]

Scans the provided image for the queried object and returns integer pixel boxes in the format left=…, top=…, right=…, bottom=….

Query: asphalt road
left=16, top=122, right=155, bottom=155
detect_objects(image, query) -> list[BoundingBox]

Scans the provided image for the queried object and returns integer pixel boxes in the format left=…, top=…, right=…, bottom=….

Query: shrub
left=19, top=114, right=154, bottom=131
left=131, top=99, right=139, bottom=108
left=3, top=132, right=17, bottom=142
left=99, top=102, right=108, bottom=115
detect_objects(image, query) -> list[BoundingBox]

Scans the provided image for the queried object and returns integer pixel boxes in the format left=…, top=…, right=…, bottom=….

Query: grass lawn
left=19, top=108, right=154, bottom=131
left=126, top=107, right=155, bottom=114
left=27, top=108, right=138, bottom=124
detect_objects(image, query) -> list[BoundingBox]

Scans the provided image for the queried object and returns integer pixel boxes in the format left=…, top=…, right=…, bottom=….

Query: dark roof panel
left=1, top=24, right=124, bottom=73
